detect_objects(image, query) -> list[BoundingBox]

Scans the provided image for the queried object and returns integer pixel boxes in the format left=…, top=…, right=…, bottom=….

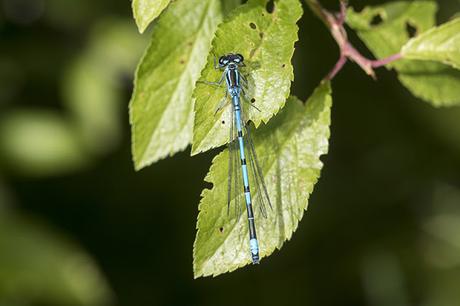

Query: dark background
left=1, top=0, right=460, bottom=305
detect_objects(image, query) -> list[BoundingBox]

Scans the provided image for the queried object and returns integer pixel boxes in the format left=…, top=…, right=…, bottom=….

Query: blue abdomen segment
left=250, top=238, right=260, bottom=263
left=232, top=94, right=260, bottom=264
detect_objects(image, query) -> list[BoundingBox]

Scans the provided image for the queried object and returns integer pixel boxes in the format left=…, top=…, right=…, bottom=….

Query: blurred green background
left=1, top=0, right=460, bottom=305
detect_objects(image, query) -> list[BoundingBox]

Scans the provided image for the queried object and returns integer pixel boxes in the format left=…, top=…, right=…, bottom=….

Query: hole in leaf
left=249, top=22, right=257, bottom=29
left=203, top=181, right=212, bottom=189
left=265, top=0, right=275, bottom=13
left=259, top=32, right=264, bottom=39
left=281, top=64, right=286, bottom=68
left=406, top=21, right=417, bottom=38
left=251, top=98, right=256, bottom=103
left=370, top=14, right=383, bottom=26
left=219, top=227, right=224, bottom=233
left=221, top=120, right=225, bottom=124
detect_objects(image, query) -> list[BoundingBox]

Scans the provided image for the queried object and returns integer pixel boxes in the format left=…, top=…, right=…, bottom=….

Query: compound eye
left=218, top=57, right=225, bottom=65
left=223, top=59, right=229, bottom=65
left=236, top=54, right=244, bottom=62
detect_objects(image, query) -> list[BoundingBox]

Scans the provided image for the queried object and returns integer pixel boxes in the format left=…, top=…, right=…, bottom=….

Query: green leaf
left=221, top=0, right=241, bottom=15
left=193, top=82, right=332, bottom=278
left=346, top=1, right=437, bottom=58
left=132, top=0, right=171, bottom=33
left=130, top=0, right=223, bottom=170
left=64, top=19, right=147, bottom=156
left=0, top=20, right=146, bottom=177
left=0, top=110, right=86, bottom=176
left=347, top=1, right=460, bottom=106
left=402, top=18, right=460, bottom=70
left=191, top=0, right=303, bottom=155
left=0, top=213, right=112, bottom=305
left=396, top=61, right=460, bottom=107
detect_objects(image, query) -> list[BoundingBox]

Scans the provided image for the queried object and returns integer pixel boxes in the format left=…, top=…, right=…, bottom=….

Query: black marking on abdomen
left=238, top=131, right=243, bottom=137
left=241, top=158, right=246, bottom=165
left=244, top=186, right=250, bottom=193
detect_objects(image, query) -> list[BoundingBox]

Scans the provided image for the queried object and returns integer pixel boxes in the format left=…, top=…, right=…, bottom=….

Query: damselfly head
left=218, top=53, right=245, bottom=68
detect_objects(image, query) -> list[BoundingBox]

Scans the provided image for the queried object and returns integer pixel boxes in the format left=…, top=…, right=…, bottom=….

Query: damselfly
left=204, top=53, right=272, bottom=264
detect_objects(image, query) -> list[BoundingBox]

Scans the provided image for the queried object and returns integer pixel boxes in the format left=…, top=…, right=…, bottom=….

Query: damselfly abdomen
left=204, top=53, right=272, bottom=264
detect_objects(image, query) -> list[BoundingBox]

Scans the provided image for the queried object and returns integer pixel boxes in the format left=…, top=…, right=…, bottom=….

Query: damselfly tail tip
left=250, top=239, right=260, bottom=264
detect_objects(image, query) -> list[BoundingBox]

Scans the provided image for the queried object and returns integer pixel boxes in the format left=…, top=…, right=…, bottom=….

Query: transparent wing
left=240, top=108, right=272, bottom=218
left=245, top=124, right=272, bottom=218
left=227, top=105, right=243, bottom=220
left=240, top=73, right=262, bottom=113
left=227, top=106, right=234, bottom=215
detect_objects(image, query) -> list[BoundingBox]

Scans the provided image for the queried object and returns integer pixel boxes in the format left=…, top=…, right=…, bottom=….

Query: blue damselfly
left=204, top=53, right=272, bottom=264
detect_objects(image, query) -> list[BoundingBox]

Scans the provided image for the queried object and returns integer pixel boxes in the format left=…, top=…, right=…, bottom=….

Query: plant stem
left=305, top=0, right=402, bottom=80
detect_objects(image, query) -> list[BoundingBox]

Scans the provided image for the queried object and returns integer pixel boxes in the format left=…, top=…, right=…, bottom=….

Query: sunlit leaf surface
left=402, top=18, right=460, bottom=70
left=130, top=0, right=223, bottom=169
left=192, top=0, right=303, bottom=154
left=194, top=83, right=332, bottom=277
left=132, top=0, right=171, bottom=33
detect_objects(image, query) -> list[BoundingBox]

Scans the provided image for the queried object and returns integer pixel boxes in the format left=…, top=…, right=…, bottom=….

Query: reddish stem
left=326, top=56, right=347, bottom=80
left=306, top=0, right=402, bottom=80
left=371, top=53, right=403, bottom=68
